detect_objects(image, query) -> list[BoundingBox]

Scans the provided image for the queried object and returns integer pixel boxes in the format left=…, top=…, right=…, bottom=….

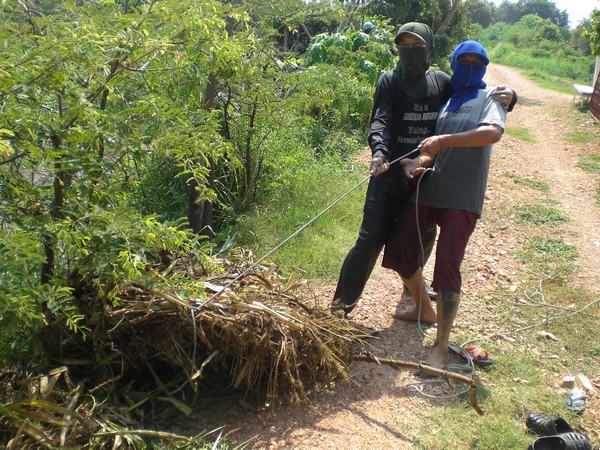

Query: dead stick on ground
left=93, top=430, right=188, bottom=440
left=354, top=353, right=483, bottom=416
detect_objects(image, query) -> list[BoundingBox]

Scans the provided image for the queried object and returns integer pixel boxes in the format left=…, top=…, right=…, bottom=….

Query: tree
left=0, top=0, right=246, bottom=351
left=587, top=9, right=600, bottom=56
left=465, top=0, right=496, bottom=28
left=495, top=0, right=521, bottom=24
left=366, top=0, right=469, bottom=62
left=496, top=0, right=568, bottom=28
left=570, top=19, right=592, bottom=56
left=517, top=0, right=568, bottom=28
left=367, top=0, right=465, bottom=31
left=436, top=0, right=464, bottom=34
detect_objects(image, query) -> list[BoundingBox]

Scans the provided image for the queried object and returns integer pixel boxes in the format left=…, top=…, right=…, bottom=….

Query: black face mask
left=398, top=47, right=430, bottom=81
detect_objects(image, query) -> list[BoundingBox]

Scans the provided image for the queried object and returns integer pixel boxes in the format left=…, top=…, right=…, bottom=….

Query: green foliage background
left=0, top=1, right=398, bottom=364
left=468, top=1, right=596, bottom=85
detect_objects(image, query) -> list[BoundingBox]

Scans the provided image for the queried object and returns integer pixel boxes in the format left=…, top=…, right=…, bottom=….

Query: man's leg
left=332, top=175, right=390, bottom=316
left=396, top=268, right=437, bottom=324
left=402, top=226, right=437, bottom=297
left=333, top=238, right=383, bottom=316
left=425, top=290, right=460, bottom=369
left=332, top=171, right=411, bottom=316
left=420, top=226, right=437, bottom=265
left=382, top=203, right=437, bottom=322
left=425, top=208, right=478, bottom=369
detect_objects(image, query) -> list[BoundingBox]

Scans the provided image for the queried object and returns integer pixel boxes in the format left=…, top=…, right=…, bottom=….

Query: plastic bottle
left=565, top=388, right=587, bottom=413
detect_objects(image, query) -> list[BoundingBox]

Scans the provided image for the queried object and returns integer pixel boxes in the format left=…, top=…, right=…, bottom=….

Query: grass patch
left=577, top=152, right=600, bottom=174
left=504, top=171, right=549, bottom=192
left=404, top=282, right=600, bottom=449
left=487, top=43, right=591, bottom=87
left=542, top=285, right=600, bottom=363
left=504, top=127, right=537, bottom=143
left=522, top=236, right=578, bottom=260
left=567, top=131, right=598, bottom=145
left=522, top=69, right=575, bottom=94
left=577, top=154, right=600, bottom=208
left=237, top=154, right=365, bottom=281
left=518, top=236, right=579, bottom=281
left=404, top=352, right=563, bottom=450
left=515, top=204, right=569, bottom=225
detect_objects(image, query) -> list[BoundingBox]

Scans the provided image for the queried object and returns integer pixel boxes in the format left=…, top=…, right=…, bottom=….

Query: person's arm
left=417, top=124, right=504, bottom=158
left=508, top=89, right=517, bottom=112
left=492, top=85, right=517, bottom=112
left=401, top=122, right=502, bottom=178
left=368, top=73, right=394, bottom=176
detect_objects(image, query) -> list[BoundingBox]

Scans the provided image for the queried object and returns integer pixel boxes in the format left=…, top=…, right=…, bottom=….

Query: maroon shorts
left=382, top=203, right=478, bottom=293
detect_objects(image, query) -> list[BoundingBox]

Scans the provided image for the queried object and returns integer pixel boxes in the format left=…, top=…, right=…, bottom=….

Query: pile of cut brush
left=1, top=251, right=373, bottom=448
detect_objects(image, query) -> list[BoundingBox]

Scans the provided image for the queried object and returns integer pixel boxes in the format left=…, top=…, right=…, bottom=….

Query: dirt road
left=193, top=65, right=600, bottom=449
left=484, top=64, right=600, bottom=292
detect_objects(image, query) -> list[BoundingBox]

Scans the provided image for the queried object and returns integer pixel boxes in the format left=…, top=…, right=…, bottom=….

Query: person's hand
left=491, top=85, right=513, bottom=111
left=417, top=136, right=443, bottom=157
left=400, top=157, right=426, bottom=179
left=370, top=156, right=389, bottom=176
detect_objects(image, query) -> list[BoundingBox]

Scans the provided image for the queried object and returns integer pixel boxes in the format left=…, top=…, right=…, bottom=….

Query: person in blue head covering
left=382, top=40, right=506, bottom=369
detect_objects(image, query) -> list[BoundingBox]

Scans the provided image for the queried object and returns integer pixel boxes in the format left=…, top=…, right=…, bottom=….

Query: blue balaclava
left=447, top=40, right=489, bottom=112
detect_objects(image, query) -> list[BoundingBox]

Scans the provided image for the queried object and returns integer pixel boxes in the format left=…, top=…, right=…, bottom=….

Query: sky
left=489, top=0, right=600, bottom=27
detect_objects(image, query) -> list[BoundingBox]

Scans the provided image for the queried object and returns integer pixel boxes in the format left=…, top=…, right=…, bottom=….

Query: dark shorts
left=382, top=203, right=478, bottom=293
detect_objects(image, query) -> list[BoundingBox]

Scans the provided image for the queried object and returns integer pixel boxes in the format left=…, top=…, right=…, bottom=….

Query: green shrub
left=303, top=29, right=395, bottom=84
left=477, top=16, right=594, bottom=84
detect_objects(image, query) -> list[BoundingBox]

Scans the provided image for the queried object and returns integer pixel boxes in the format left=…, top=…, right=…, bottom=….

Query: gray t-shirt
left=416, top=87, right=506, bottom=216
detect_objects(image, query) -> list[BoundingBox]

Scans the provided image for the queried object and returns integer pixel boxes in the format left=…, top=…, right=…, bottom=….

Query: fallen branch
left=354, top=353, right=483, bottom=416
left=92, top=429, right=188, bottom=440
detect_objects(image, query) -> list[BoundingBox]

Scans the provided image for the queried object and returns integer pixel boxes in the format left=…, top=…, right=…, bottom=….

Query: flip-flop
left=526, top=412, right=573, bottom=435
left=464, top=344, right=493, bottom=368
left=447, top=343, right=475, bottom=376
left=527, top=432, right=592, bottom=450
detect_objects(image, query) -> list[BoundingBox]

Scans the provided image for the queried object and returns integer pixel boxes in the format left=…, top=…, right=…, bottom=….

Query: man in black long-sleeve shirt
left=331, top=23, right=516, bottom=318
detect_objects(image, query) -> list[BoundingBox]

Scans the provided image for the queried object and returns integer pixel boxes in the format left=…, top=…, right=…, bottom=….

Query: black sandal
left=526, top=412, right=573, bottom=435
left=527, top=432, right=591, bottom=450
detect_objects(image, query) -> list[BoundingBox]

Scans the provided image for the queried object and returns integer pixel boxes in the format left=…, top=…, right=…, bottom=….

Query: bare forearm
left=438, top=125, right=503, bottom=148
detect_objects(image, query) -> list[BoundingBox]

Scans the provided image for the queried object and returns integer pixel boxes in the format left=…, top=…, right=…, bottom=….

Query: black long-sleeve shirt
left=368, top=69, right=453, bottom=162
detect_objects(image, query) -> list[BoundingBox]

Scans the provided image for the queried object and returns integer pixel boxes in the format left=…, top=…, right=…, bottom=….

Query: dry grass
left=1, top=254, right=373, bottom=448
